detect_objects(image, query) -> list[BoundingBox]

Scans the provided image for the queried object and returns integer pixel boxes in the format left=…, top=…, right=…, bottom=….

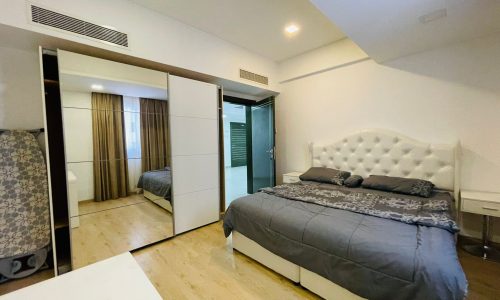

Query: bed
left=137, top=167, right=172, bottom=213
left=223, top=129, right=467, bottom=300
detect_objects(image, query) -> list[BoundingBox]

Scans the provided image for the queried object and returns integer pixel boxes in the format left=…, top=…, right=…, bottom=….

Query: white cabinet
left=461, top=190, right=500, bottom=218
left=460, top=190, right=500, bottom=261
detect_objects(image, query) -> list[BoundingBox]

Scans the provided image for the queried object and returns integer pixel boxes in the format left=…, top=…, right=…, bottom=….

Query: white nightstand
left=283, top=172, right=303, bottom=184
left=461, top=190, right=500, bottom=262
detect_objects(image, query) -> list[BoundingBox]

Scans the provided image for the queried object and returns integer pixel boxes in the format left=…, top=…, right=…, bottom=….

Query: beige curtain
left=140, top=98, right=170, bottom=172
left=92, top=92, right=129, bottom=201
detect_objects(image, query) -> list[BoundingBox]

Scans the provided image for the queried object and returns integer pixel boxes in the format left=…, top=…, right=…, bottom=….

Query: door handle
left=266, top=148, right=275, bottom=160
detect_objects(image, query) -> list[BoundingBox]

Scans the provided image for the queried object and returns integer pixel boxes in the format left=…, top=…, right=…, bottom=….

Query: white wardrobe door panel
left=174, top=188, right=219, bottom=234
left=169, top=75, right=217, bottom=119
left=172, top=154, right=218, bottom=195
left=170, top=117, right=218, bottom=156
left=63, top=107, right=93, bottom=163
left=169, top=75, right=219, bottom=235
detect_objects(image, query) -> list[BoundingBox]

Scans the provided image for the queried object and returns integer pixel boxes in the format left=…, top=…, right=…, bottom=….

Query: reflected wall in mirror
left=58, top=50, right=172, bottom=269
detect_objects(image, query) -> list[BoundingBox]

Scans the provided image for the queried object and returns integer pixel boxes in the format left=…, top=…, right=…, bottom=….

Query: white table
left=461, top=190, right=500, bottom=262
left=1, top=253, right=162, bottom=300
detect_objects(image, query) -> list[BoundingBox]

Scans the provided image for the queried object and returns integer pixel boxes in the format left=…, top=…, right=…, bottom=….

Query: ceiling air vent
left=240, top=69, right=268, bottom=85
left=30, top=5, right=128, bottom=48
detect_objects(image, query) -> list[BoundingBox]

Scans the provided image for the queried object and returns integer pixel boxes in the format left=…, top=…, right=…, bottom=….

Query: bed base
left=231, top=231, right=365, bottom=300
left=232, top=231, right=299, bottom=282
left=143, top=190, right=172, bottom=213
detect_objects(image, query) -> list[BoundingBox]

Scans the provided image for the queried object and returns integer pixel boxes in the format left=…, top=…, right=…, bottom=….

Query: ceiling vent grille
left=30, top=5, right=128, bottom=47
left=240, top=69, right=268, bottom=85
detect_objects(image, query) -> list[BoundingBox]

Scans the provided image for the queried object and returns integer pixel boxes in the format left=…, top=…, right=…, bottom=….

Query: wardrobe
left=6, top=48, right=221, bottom=279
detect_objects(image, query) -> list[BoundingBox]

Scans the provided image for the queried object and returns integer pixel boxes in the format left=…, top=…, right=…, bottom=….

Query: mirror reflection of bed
left=58, top=51, right=173, bottom=269
left=140, top=167, right=172, bottom=212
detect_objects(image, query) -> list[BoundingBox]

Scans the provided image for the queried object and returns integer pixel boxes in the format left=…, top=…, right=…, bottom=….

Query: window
left=123, top=96, right=141, bottom=159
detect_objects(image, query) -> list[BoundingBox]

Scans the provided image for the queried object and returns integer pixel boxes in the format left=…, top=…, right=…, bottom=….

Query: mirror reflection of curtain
left=91, top=92, right=129, bottom=201
left=140, top=98, right=170, bottom=172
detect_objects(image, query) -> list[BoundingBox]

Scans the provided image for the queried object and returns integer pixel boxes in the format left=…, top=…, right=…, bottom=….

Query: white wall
left=276, top=35, right=500, bottom=242
left=0, top=0, right=278, bottom=92
left=278, top=38, right=368, bottom=83
left=62, top=91, right=94, bottom=201
left=0, top=45, right=43, bottom=129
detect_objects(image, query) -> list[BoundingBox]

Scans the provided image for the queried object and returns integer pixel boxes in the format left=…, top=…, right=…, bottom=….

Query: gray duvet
left=223, top=182, right=467, bottom=300
left=137, top=167, right=172, bottom=200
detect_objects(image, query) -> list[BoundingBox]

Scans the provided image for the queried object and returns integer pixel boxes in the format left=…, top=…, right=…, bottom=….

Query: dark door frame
left=221, top=95, right=276, bottom=211
left=247, top=97, right=276, bottom=193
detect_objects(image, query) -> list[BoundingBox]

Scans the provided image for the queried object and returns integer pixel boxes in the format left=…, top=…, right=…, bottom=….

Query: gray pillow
left=344, top=175, right=364, bottom=188
left=299, top=167, right=350, bottom=185
left=361, top=175, right=434, bottom=198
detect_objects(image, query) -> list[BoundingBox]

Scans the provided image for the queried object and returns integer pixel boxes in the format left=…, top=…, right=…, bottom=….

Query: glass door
left=250, top=98, right=275, bottom=192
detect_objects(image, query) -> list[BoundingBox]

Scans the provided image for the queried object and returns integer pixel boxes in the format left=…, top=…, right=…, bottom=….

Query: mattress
left=137, top=167, right=172, bottom=200
left=223, top=184, right=467, bottom=300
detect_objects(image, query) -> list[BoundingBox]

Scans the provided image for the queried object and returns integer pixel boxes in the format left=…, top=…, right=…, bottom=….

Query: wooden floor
left=72, top=195, right=174, bottom=269
left=133, top=222, right=319, bottom=300
left=134, top=222, right=500, bottom=300
left=0, top=269, right=54, bottom=296
left=78, top=194, right=147, bottom=215
left=2, top=221, right=499, bottom=299
left=458, top=246, right=500, bottom=300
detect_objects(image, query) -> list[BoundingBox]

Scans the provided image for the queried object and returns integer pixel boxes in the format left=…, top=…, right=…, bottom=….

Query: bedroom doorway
left=223, top=101, right=249, bottom=207
left=222, top=96, right=275, bottom=209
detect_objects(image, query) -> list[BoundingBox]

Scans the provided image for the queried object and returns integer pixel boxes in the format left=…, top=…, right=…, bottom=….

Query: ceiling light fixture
left=285, top=24, right=300, bottom=34
left=91, top=84, right=104, bottom=91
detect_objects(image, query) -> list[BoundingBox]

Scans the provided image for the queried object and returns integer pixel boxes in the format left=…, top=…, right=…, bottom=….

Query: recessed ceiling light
left=91, top=84, right=104, bottom=91
left=285, top=24, right=300, bottom=34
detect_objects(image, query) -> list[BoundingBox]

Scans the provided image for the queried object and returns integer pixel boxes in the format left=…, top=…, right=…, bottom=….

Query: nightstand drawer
left=462, top=198, right=500, bottom=217
left=283, top=175, right=300, bottom=184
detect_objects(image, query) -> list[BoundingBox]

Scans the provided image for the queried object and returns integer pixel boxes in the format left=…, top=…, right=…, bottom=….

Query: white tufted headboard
left=311, top=129, right=460, bottom=199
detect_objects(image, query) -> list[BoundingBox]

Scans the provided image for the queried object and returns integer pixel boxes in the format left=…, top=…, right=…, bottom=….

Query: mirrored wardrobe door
left=57, top=50, right=173, bottom=269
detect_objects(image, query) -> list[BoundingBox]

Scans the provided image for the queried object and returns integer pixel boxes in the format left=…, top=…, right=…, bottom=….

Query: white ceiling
left=60, top=73, right=168, bottom=100
left=130, top=0, right=345, bottom=62
left=312, top=0, right=500, bottom=62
